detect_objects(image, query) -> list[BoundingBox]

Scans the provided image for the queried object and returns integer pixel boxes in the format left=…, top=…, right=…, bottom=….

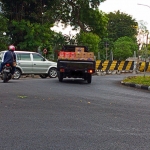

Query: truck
left=57, top=45, right=96, bottom=83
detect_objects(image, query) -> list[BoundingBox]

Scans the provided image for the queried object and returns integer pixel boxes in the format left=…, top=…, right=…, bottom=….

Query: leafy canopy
left=0, top=0, right=106, bottom=29
left=10, top=20, right=53, bottom=51
left=0, top=0, right=107, bottom=51
left=107, top=11, right=138, bottom=42
left=77, top=32, right=100, bottom=54
left=113, top=36, right=138, bottom=60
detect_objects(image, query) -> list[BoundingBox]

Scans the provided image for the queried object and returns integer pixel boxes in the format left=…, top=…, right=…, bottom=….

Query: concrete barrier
left=96, top=60, right=134, bottom=75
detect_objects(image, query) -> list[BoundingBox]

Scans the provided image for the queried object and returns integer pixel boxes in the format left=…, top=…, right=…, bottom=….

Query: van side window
left=0, top=52, right=2, bottom=60
left=17, top=53, right=31, bottom=61
left=33, top=53, right=44, bottom=61
left=0, top=52, right=4, bottom=61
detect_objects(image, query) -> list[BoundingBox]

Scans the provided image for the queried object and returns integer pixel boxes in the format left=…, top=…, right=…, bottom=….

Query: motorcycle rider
left=0, top=45, right=16, bottom=75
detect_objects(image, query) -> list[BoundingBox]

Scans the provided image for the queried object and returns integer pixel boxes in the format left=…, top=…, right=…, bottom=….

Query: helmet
left=9, top=45, right=15, bottom=51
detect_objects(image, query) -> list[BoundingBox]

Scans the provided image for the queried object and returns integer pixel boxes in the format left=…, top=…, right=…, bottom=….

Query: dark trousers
left=11, top=66, right=16, bottom=74
left=0, top=62, right=4, bottom=72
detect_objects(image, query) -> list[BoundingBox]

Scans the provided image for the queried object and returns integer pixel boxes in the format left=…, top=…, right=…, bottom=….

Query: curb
left=121, top=81, right=150, bottom=91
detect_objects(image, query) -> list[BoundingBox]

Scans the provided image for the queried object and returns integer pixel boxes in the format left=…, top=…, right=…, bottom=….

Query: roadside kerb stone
left=121, top=81, right=150, bottom=91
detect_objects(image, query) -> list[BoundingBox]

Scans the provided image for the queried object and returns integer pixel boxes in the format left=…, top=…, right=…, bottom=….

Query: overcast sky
left=52, top=0, right=150, bottom=35
left=99, top=0, right=150, bottom=31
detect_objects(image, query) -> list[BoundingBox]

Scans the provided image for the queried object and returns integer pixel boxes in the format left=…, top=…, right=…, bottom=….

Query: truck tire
left=58, top=72, right=63, bottom=82
left=87, top=74, right=92, bottom=84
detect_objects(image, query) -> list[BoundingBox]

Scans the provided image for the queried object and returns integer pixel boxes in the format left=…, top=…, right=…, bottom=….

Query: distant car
left=0, top=50, right=57, bottom=79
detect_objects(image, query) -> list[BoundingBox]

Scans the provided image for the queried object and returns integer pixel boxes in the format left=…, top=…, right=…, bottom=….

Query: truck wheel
left=58, top=72, right=63, bottom=82
left=87, top=74, right=92, bottom=84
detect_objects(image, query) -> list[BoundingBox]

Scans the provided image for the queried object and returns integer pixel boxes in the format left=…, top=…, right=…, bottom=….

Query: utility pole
left=98, top=51, right=100, bottom=60
left=111, top=50, right=113, bottom=61
left=105, top=42, right=109, bottom=60
left=144, top=33, right=149, bottom=77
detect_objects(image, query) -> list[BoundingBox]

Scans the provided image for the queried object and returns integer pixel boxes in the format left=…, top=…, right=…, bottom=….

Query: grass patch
left=123, top=76, right=150, bottom=86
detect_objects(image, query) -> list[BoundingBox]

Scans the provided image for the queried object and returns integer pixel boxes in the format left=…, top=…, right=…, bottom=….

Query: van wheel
left=48, top=68, right=57, bottom=78
left=39, top=74, right=48, bottom=78
left=13, top=69, right=21, bottom=79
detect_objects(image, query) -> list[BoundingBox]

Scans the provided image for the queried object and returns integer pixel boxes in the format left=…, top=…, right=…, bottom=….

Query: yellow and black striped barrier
left=96, top=60, right=134, bottom=72
left=139, top=62, right=150, bottom=72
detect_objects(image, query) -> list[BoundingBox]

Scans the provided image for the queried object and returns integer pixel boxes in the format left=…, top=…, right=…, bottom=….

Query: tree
left=138, top=43, right=150, bottom=60
left=76, top=32, right=100, bottom=56
left=0, top=0, right=106, bottom=26
left=79, top=9, right=108, bottom=38
left=48, top=0, right=107, bottom=32
left=0, top=0, right=107, bottom=50
left=9, top=20, right=54, bottom=51
left=50, top=32, right=68, bottom=60
left=113, top=36, right=138, bottom=60
left=107, top=11, right=138, bottom=42
left=99, top=38, right=114, bottom=60
left=0, top=0, right=56, bottom=23
left=0, top=14, right=9, bottom=50
left=137, top=20, right=149, bottom=57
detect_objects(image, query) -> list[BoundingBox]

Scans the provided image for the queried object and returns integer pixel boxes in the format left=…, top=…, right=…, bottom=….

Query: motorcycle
left=1, top=63, right=12, bottom=83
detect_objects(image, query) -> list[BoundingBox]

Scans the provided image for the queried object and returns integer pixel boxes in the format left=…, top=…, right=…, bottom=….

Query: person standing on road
left=0, top=45, right=16, bottom=75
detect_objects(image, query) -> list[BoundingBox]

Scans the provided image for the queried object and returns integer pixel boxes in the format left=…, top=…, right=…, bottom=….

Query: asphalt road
left=0, top=74, right=150, bottom=150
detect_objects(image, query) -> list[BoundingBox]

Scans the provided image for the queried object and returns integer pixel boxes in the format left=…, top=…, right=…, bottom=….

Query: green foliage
left=138, top=44, right=150, bottom=59
left=99, top=38, right=114, bottom=60
left=10, top=20, right=53, bottom=51
left=50, top=32, right=67, bottom=60
left=0, top=14, right=9, bottom=50
left=0, top=0, right=106, bottom=51
left=107, top=11, right=138, bottom=42
left=123, top=76, right=150, bottom=86
left=44, top=32, right=78, bottom=60
left=147, top=44, right=150, bottom=56
left=1, top=0, right=106, bottom=27
left=113, top=36, right=138, bottom=60
left=80, top=9, right=108, bottom=38
left=0, top=0, right=56, bottom=23
left=97, top=11, right=138, bottom=60
left=77, top=32, right=100, bottom=55
left=54, top=0, right=106, bottom=28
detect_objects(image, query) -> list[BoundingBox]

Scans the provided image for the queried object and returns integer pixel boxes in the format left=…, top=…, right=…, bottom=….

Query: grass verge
left=122, top=76, right=150, bottom=86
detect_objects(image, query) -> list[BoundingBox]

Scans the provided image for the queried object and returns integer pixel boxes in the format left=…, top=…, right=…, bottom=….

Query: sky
left=51, top=0, right=150, bottom=35
left=100, top=0, right=150, bottom=30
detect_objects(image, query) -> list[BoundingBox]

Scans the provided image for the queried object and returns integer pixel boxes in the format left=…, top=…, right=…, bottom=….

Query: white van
left=0, top=51, right=57, bottom=79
